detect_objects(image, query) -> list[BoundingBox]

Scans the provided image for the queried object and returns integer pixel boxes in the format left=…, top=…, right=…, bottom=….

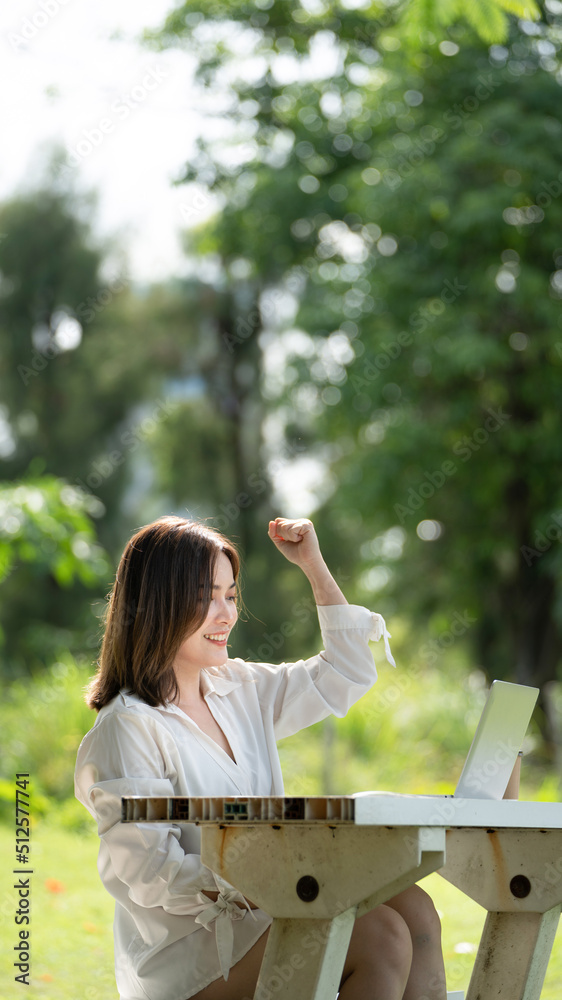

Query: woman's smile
left=203, top=632, right=230, bottom=645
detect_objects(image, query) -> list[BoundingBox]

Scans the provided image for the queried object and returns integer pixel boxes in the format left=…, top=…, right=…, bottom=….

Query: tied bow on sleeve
left=195, top=882, right=257, bottom=981
left=369, top=613, right=396, bottom=668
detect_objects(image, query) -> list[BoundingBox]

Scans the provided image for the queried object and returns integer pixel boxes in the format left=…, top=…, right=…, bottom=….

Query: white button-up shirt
left=74, top=604, right=394, bottom=1000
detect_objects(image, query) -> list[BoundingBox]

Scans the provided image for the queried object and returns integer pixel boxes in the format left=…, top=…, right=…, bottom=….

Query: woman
left=75, top=514, right=446, bottom=1000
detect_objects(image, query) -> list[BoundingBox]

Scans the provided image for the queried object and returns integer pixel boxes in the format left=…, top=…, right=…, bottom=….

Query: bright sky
left=0, top=0, right=209, bottom=282
left=0, top=1, right=340, bottom=514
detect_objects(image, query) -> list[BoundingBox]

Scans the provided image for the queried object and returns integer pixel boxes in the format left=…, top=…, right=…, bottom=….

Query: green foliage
left=149, top=397, right=239, bottom=506
left=0, top=476, right=108, bottom=588
left=0, top=184, right=103, bottom=479
left=0, top=476, right=111, bottom=674
left=398, top=0, right=541, bottom=46
left=0, top=175, right=211, bottom=668
left=149, top=0, right=541, bottom=51
left=0, top=653, right=96, bottom=808
left=278, top=636, right=552, bottom=797
left=149, top=1, right=562, bottom=715
left=0, top=179, right=180, bottom=501
left=309, top=35, right=562, bottom=692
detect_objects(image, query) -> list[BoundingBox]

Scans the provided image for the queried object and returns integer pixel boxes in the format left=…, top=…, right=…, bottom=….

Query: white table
left=122, top=793, right=562, bottom=999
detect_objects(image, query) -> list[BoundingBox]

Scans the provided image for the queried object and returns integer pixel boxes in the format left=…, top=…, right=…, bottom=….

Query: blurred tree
left=0, top=169, right=204, bottom=667
left=149, top=1, right=562, bottom=748
left=0, top=475, right=110, bottom=676
left=144, top=279, right=267, bottom=548
left=0, top=176, right=166, bottom=529
left=314, top=31, right=562, bottom=716
left=0, top=166, right=280, bottom=666
left=142, top=276, right=285, bottom=656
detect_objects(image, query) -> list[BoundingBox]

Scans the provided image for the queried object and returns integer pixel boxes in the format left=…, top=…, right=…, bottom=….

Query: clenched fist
left=268, top=517, right=322, bottom=571
left=267, top=517, right=347, bottom=606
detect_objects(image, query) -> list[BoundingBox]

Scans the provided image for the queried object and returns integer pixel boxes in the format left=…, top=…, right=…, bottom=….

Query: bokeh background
left=1, top=0, right=562, bottom=995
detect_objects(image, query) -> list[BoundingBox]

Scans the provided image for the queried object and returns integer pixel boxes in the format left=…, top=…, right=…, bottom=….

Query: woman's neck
left=173, top=668, right=204, bottom=708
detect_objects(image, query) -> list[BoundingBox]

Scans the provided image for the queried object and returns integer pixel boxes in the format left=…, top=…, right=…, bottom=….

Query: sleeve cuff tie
left=369, top=613, right=396, bottom=668
left=194, top=884, right=257, bottom=981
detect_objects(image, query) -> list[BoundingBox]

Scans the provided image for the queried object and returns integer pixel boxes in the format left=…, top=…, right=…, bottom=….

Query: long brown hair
left=86, top=516, right=240, bottom=711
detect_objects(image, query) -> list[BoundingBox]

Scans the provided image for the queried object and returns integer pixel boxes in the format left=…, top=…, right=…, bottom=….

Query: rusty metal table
left=122, top=793, right=562, bottom=1000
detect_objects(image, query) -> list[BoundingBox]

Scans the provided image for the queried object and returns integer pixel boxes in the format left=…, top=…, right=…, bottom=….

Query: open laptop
left=454, top=680, right=539, bottom=799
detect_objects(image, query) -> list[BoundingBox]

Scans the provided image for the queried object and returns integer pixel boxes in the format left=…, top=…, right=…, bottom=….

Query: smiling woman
left=85, top=517, right=241, bottom=710
left=75, top=514, right=445, bottom=1000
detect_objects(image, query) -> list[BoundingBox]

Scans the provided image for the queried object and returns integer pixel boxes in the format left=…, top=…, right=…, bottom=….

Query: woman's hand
left=268, top=517, right=348, bottom=606
left=267, top=517, right=322, bottom=572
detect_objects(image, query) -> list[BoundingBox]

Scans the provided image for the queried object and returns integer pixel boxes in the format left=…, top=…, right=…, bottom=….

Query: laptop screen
left=455, top=680, right=539, bottom=799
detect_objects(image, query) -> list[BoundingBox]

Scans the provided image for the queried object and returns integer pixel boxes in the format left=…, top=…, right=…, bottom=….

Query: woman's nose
left=218, top=599, right=237, bottom=623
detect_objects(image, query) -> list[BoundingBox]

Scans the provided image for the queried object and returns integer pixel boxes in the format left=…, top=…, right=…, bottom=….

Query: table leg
left=253, top=909, right=356, bottom=1000
left=466, top=905, right=561, bottom=1000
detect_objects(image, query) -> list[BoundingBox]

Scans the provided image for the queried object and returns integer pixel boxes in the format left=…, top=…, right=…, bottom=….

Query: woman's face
left=173, top=551, right=238, bottom=680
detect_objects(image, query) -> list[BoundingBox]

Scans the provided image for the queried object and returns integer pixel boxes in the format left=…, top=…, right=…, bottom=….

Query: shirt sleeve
left=74, top=711, right=248, bottom=916
left=249, top=604, right=394, bottom=741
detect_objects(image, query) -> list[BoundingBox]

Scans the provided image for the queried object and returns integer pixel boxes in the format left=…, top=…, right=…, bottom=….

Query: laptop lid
left=455, top=680, right=539, bottom=799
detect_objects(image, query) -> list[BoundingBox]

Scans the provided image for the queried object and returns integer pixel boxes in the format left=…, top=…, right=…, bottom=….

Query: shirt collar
left=119, top=662, right=243, bottom=712
left=199, top=666, right=243, bottom=697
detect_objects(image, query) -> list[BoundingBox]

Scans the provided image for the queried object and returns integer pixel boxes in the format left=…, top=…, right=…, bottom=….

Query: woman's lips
left=204, top=632, right=229, bottom=645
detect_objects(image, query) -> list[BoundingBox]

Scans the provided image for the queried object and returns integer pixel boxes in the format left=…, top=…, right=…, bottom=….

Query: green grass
left=0, top=820, right=116, bottom=1000
left=421, top=871, right=562, bottom=995
left=0, top=822, right=561, bottom=998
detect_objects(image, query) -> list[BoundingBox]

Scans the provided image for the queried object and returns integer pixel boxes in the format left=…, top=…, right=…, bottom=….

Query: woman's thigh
left=385, top=884, right=442, bottom=941
left=193, top=900, right=413, bottom=1000
left=191, top=928, right=270, bottom=1000
left=340, top=902, right=413, bottom=984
